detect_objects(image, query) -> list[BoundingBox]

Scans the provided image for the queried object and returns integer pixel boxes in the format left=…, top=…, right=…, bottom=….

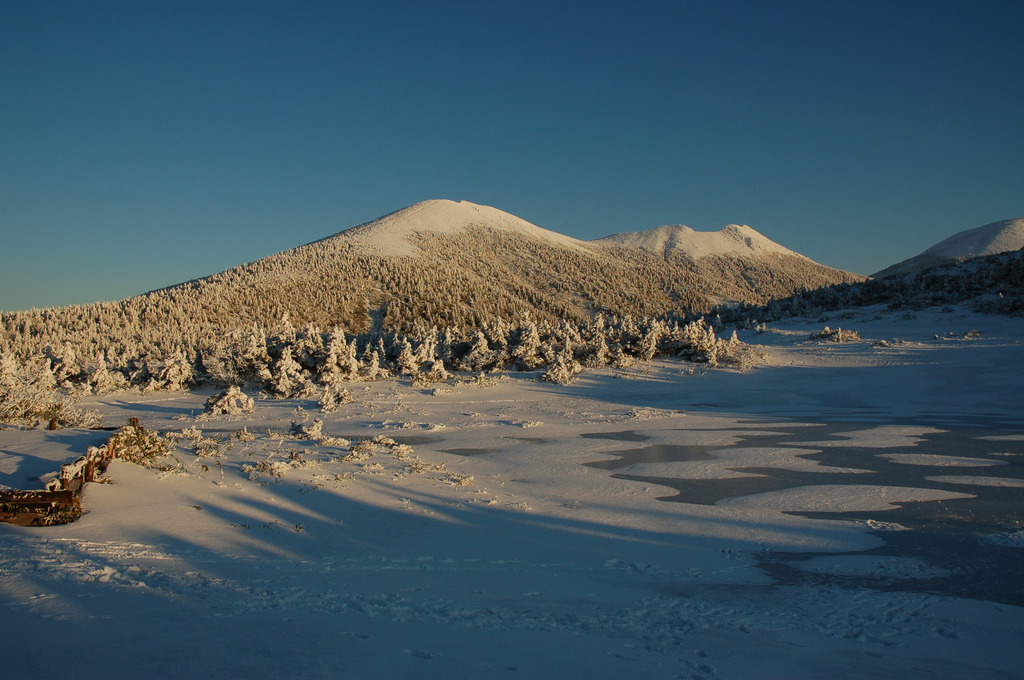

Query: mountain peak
left=594, top=222, right=804, bottom=260
left=335, top=199, right=587, bottom=256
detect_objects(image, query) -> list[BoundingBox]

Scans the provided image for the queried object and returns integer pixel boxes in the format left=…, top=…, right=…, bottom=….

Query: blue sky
left=2, top=0, right=1022, bottom=311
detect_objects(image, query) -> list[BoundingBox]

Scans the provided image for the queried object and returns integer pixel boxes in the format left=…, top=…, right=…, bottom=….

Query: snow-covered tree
left=156, top=350, right=196, bottom=391
left=88, top=353, right=125, bottom=394
left=269, top=346, right=314, bottom=397
left=510, top=320, right=544, bottom=370
left=394, top=338, right=419, bottom=376
left=361, top=346, right=390, bottom=381
left=46, top=343, right=82, bottom=389
left=319, top=332, right=361, bottom=387
left=457, top=330, right=495, bottom=373
left=540, top=345, right=582, bottom=385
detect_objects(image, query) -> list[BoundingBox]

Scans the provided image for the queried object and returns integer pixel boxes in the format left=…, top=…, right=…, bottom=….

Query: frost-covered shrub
left=290, top=417, right=349, bottom=446
left=107, top=419, right=173, bottom=467
left=176, top=426, right=228, bottom=458
left=411, top=359, right=450, bottom=387
left=241, top=459, right=294, bottom=483
left=204, top=386, right=255, bottom=415
left=809, top=326, right=860, bottom=343
left=0, top=387, right=101, bottom=429
left=291, top=418, right=323, bottom=440
left=715, top=333, right=760, bottom=370
left=318, top=385, right=354, bottom=412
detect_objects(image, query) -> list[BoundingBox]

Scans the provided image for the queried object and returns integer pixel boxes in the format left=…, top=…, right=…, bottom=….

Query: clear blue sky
left=2, top=0, right=1022, bottom=311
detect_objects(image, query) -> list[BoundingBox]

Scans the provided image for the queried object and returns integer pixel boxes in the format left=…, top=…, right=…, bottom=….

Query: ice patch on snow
left=877, top=454, right=1007, bottom=467
left=982, top=530, right=1024, bottom=548
left=925, top=475, right=1024, bottom=488
left=795, top=555, right=953, bottom=579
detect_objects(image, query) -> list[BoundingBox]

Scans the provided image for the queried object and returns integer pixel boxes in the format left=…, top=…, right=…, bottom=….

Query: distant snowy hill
left=875, top=218, right=1024, bottom=278
left=715, top=240, right=1024, bottom=325
left=595, top=223, right=803, bottom=260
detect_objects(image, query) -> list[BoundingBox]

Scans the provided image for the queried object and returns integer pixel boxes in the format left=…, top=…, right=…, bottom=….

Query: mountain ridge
left=594, top=222, right=805, bottom=260
left=315, top=198, right=829, bottom=266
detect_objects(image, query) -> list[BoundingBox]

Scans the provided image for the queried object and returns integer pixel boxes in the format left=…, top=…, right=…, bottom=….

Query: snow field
left=2, top=304, right=1023, bottom=679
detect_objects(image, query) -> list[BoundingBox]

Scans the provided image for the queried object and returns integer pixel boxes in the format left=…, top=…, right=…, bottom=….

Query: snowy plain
left=2, top=303, right=1023, bottom=679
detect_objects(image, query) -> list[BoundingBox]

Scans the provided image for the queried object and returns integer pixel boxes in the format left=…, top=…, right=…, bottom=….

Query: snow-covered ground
left=2, top=303, right=1023, bottom=679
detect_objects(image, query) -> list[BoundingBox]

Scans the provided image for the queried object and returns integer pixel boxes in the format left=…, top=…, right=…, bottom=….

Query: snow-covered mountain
left=341, top=200, right=811, bottom=261
left=338, top=199, right=590, bottom=256
left=875, top=218, right=1024, bottom=278
left=594, top=223, right=803, bottom=260
left=1, top=199, right=862, bottom=363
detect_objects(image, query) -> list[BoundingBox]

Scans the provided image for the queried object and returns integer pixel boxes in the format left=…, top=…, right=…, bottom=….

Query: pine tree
left=458, top=330, right=494, bottom=372
left=88, top=353, right=123, bottom=394
left=269, top=346, right=310, bottom=397
left=158, top=350, right=196, bottom=391
left=395, top=338, right=419, bottom=376
left=510, top=320, right=544, bottom=370
left=540, top=344, right=582, bottom=385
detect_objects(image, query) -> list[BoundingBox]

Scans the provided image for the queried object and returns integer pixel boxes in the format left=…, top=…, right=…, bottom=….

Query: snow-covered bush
left=291, top=418, right=324, bottom=440
left=290, top=417, right=349, bottom=446
left=204, top=386, right=255, bottom=415
left=106, top=419, right=173, bottom=468
left=0, top=386, right=101, bottom=429
left=318, top=385, right=354, bottom=412
left=809, top=326, right=860, bottom=343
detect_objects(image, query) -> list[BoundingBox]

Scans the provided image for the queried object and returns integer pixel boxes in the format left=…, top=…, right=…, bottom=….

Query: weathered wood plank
left=0, top=490, right=81, bottom=526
